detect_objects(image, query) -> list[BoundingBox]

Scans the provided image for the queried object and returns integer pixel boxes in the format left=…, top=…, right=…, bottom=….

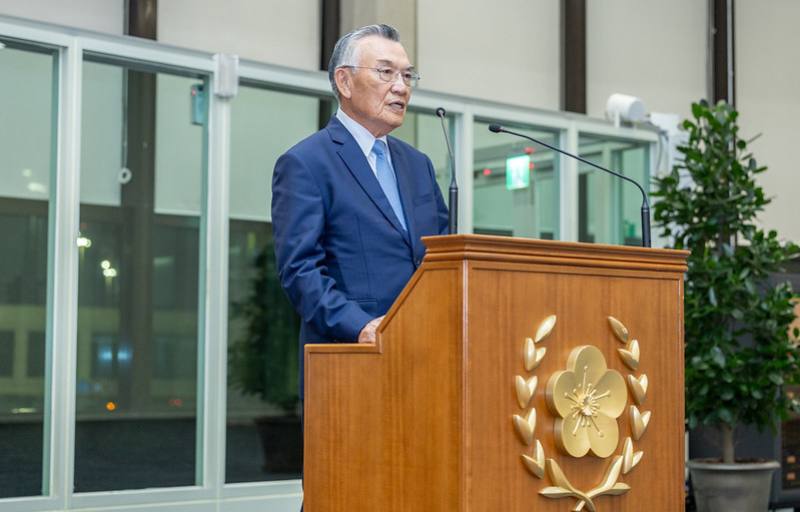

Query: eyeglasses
left=340, top=65, right=420, bottom=87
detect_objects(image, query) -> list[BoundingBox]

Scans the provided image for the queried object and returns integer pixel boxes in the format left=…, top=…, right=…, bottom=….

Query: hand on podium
left=358, top=316, right=385, bottom=343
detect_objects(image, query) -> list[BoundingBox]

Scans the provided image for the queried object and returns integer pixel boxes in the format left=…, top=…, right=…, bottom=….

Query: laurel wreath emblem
left=513, top=315, right=651, bottom=512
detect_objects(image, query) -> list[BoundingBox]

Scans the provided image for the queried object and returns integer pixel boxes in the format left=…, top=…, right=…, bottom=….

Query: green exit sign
left=506, top=154, right=530, bottom=190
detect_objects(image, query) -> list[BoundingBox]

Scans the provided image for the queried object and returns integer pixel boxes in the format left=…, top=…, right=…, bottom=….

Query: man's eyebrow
left=375, top=59, right=415, bottom=70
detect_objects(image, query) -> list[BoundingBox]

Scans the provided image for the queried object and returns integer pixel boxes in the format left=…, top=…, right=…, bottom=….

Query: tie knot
left=372, top=139, right=387, bottom=158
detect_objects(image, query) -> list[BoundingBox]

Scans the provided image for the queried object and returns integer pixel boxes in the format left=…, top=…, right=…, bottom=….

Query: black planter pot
left=254, top=415, right=303, bottom=474
left=687, top=459, right=780, bottom=512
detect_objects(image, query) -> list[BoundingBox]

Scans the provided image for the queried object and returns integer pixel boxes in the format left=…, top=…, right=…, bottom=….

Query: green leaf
left=769, top=374, right=784, bottom=386
left=708, top=288, right=718, bottom=307
left=711, top=346, right=726, bottom=367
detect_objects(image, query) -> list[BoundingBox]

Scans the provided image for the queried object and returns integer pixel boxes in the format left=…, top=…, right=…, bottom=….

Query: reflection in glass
left=75, top=58, right=206, bottom=492
left=472, top=120, right=559, bottom=238
left=578, top=134, right=649, bottom=246
left=225, top=85, right=318, bottom=483
left=0, top=38, right=57, bottom=499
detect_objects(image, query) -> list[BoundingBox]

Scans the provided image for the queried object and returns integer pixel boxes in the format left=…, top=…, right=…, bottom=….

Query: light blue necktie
left=372, top=140, right=407, bottom=231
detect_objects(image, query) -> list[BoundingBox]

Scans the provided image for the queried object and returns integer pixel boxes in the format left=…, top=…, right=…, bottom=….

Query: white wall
left=417, top=0, right=560, bottom=110
left=586, top=0, right=707, bottom=122
left=158, top=0, right=320, bottom=69
left=341, top=0, right=417, bottom=61
left=736, top=0, right=800, bottom=242
left=0, top=0, right=123, bottom=34
left=0, top=0, right=320, bottom=69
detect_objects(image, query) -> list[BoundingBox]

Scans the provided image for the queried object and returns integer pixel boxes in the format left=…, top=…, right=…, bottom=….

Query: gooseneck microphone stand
left=488, top=124, right=651, bottom=248
left=436, top=107, right=458, bottom=235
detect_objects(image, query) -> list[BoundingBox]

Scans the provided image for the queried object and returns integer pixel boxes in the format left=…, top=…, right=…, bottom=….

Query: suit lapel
left=327, top=118, right=411, bottom=246
left=387, top=136, right=416, bottom=248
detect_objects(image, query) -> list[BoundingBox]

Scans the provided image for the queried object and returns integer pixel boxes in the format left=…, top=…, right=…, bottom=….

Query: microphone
left=436, top=107, right=458, bottom=235
left=488, top=124, right=651, bottom=248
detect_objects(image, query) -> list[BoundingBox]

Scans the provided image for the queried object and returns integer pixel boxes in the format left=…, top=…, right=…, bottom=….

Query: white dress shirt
left=335, top=108, right=394, bottom=176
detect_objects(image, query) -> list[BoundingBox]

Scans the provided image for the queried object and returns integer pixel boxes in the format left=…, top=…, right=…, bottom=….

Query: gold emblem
left=627, top=374, right=648, bottom=405
left=546, top=346, right=626, bottom=458
left=617, top=339, right=640, bottom=370
left=513, top=315, right=652, bottom=511
left=607, top=316, right=629, bottom=343
left=515, top=375, right=538, bottom=408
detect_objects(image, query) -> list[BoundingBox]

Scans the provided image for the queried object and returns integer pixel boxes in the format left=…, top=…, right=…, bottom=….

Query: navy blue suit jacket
left=271, top=116, right=449, bottom=385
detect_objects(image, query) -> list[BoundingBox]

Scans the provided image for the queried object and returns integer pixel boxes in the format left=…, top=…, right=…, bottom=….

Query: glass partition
left=0, top=37, right=57, bottom=499
left=225, top=84, right=321, bottom=483
left=577, top=134, right=649, bottom=246
left=74, top=56, right=207, bottom=492
left=472, top=119, right=559, bottom=238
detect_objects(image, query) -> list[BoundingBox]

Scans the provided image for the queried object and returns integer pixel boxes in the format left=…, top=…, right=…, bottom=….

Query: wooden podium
left=304, top=235, right=687, bottom=511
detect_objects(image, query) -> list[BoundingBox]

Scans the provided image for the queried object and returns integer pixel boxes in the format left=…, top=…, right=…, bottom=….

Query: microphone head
left=435, top=107, right=446, bottom=117
left=488, top=124, right=503, bottom=133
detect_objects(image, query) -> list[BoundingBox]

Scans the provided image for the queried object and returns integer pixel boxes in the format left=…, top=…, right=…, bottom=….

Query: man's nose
left=390, top=78, right=408, bottom=94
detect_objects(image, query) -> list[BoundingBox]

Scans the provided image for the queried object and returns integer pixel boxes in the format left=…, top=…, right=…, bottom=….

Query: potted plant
left=653, top=99, right=799, bottom=511
left=229, top=243, right=302, bottom=473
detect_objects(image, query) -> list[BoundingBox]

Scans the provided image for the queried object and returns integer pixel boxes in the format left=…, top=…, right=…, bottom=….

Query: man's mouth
left=387, top=100, right=406, bottom=111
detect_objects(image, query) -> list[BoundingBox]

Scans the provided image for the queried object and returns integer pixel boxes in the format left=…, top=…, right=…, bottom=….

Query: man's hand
left=358, top=315, right=385, bottom=343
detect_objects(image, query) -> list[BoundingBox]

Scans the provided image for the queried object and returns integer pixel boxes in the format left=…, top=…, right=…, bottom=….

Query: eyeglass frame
left=338, top=65, right=421, bottom=87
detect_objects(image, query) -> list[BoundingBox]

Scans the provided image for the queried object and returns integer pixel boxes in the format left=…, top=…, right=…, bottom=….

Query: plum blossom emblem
left=545, top=345, right=627, bottom=458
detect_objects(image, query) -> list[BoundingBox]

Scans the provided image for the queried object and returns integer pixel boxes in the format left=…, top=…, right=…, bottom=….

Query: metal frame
left=0, top=13, right=659, bottom=512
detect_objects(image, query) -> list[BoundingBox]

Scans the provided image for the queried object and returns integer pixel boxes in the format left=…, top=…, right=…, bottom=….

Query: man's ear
left=335, top=68, right=353, bottom=100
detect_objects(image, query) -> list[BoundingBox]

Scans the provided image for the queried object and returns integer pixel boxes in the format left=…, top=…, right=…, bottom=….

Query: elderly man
left=271, top=23, right=449, bottom=367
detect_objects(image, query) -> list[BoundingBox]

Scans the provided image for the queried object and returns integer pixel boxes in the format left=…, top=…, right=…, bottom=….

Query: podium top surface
left=423, top=234, right=688, bottom=273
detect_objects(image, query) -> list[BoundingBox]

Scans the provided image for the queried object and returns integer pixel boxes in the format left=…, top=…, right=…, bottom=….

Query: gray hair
left=328, top=24, right=400, bottom=100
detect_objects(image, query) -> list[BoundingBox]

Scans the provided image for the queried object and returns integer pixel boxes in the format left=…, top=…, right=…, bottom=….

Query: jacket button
left=415, top=259, right=421, bottom=266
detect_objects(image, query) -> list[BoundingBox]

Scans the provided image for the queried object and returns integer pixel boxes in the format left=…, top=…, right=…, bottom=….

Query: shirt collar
left=336, top=108, right=388, bottom=158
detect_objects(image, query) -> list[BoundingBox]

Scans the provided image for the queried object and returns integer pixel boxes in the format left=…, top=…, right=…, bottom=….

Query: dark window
left=90, top=334, right=117, bottom=380
left=0, top=331, right=14, bottom=377
left=154, top=335, right=196, bottom=379
left=26, top=331, right=44, bottom=378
